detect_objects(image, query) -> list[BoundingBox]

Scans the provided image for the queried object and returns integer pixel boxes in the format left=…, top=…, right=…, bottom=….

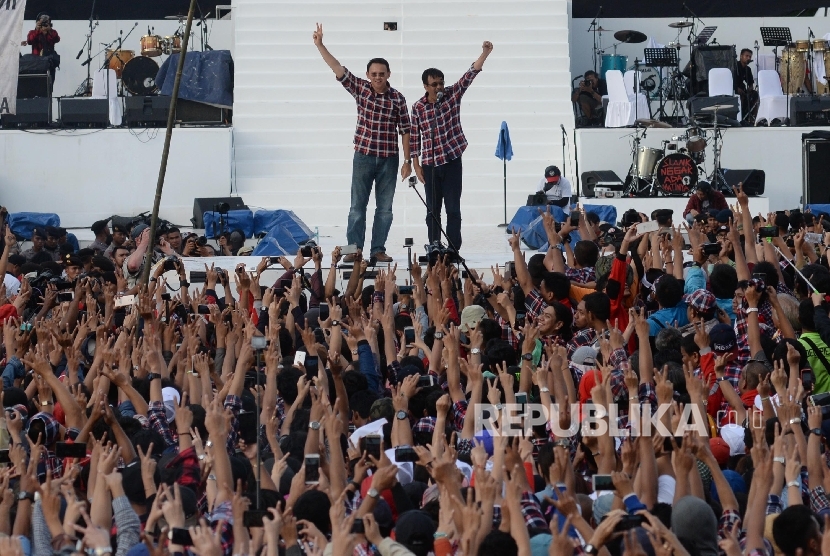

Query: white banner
left=0, top=0, right=28, bottom=115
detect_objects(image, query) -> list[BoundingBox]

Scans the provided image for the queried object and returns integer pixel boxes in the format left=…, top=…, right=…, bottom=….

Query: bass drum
left=655, top=153, right=698, bottom=196
left=122, top=56, right=160, bottom=96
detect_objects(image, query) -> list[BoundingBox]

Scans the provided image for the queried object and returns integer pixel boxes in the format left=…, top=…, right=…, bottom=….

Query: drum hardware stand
left=808, top=28, right=817, bottom=97
left=77, top=0, right=98, bottom=96
left=195, top=1, right=213, bottom=51
left=645, top=48, right=679, bottom=124
left=704, top=105, right=727, bottom=191
left=588, top=5, right=603, bottom=74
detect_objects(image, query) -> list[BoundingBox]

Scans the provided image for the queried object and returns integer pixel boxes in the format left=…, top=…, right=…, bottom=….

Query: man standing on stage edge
left=410, top=41, right=493, bottom=250
left=313, top=23, right=411, bottom=263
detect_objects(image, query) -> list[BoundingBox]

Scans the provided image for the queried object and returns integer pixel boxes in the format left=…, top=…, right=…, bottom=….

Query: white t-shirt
left=537, top=176, right=573, bottom=214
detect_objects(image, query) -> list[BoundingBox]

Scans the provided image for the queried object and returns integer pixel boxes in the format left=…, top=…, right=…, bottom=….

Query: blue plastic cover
left=156, top=50, right=234, bottom=109
left=253, top=210, right=313, bottom=244
left=508, top=206, right=567, bottom=234
left=8, top=212, right=60, bottom=239
left=806, top=204, right=830, bottom=217
left=252, top=226, right=301, bottom=257
left=583, top=205, right=618, bottom=226
left=203, top=209, right=253, bottom=239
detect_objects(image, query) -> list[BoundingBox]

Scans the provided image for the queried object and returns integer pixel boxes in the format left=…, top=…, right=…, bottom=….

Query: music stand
left=760, top=27, right=793, bottom=115
left=695, top=26, right=717, bottom=46
left=645, top=48, right=679, bottom=123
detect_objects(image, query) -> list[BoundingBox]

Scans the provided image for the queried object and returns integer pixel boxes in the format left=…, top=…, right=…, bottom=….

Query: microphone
left=599, top=5, right=603, bottom=16
left=148, top=26, right=151, bottom=35
left=76, top=48, right=84, bottom=59
left=755, top=40, right=759, bottom=49
left=436, top=91, right=444, bottom=103
left=810, top=27, right=815, bottom=39
left=560, top=124, right=566, bottom=132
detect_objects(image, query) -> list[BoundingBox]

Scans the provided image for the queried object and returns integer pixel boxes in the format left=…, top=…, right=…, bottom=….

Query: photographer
left=23, top=14, right=60, bottom=82
left=571, top=69, right=606, bottom=125
left=124, top=223, right=177, bottom=289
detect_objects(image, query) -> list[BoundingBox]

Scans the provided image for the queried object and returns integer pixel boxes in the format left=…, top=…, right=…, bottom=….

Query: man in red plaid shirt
left=410, top=41, right=494, bottom=250
left=313, top=23, right=412, bottom=263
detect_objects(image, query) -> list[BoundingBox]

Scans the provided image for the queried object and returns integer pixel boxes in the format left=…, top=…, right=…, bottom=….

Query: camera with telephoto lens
left=196, top=236, right=208, bottom=247
left=162, top=256, right=180, bottom=272
left=214, top=202, right=230, bottom=214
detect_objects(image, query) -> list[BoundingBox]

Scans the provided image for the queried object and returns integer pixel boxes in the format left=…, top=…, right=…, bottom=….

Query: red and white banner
left=0, top=0, right=28, bottom=115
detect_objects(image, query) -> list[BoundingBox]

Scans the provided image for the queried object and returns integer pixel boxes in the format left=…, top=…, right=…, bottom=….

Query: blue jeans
left=423, top=156, right=463, bottom=249
left=347, top=152, right=399, bottom=256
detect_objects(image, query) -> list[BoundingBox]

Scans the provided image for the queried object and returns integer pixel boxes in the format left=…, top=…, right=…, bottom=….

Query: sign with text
left=0, top=0, right=28, bottom=115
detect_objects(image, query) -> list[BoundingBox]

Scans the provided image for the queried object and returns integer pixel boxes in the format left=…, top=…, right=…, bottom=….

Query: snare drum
left=140, top=35, right=163, bottom=57
left=656, top=153, right=697, bottom=196
left=685, top=128, right=706, bottom=154
left=600, top=54, right=628, bottom=80
left=635, top=146, right=663, bottom=180
left=105, top=49, right=134, bottom=78
left=162, top=36, right=182, bottom=55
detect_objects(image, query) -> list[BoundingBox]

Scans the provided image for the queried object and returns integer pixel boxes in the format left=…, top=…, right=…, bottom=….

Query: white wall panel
left=233, top=0, right=575, bottom=243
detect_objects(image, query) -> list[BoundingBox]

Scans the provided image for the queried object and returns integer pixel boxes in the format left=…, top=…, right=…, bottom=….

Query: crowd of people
left=0, top=182, right=828, bottom=556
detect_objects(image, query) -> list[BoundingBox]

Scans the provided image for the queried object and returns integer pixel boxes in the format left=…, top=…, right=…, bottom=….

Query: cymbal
left=636, top=118, right=672, bottom=129
left=164, top=14, right=186, bottom=20
left=668, top=21, right=693, bottom=29
left=614, top=30, right=648, bottom=44
left=589, top=27, right=614, bottom=32
left=700, top=104, right=734, bottom=112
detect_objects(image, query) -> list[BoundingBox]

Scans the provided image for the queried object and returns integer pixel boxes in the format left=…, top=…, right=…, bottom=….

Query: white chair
left=92, top=69, right=122, bottom=126
left=623, top=70, right=651, bottom=121
left=756, top=69, right=789, bottom=125
left=708, top=67, right=742, bottom=121
left=605, top=70, right=634, bottom=127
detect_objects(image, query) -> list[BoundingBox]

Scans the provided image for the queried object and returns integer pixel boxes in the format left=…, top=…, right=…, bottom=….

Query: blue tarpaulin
left=203, top=210, right=254, bottom=239
left=8, top=213, right=60, bottom=239
left=252, top=226, right=302, bottom=257
left=156, top=50, right=234, bottom=109
left=253, top=210, right=313, bottom=244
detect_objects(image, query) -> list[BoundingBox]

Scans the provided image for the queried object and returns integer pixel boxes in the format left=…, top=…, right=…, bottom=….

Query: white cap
left=162, top=387, right=180, bottom=423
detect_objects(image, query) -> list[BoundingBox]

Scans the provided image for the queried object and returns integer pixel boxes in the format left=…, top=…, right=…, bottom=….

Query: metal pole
left=140, top=0, right=198, bottom=287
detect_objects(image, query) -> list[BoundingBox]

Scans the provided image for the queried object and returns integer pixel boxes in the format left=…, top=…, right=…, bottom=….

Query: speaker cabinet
left=192, top=197, right=247, bottom=229
left=125, top=95, right=171, bottom=127
left=17, top=73, right=51, bottom=99
left=1, top=97, right=51, bottom=128
left=790, top=96, right=830, bottom=126
left=59, top=98, right=109, bottom=128
left=177, top=99, right=231, bottom=125
left=581, top=170, right=624, bottom=198
left=804, top=139, right=830, bottom=205
left=721, top=169, right=765, bottom=196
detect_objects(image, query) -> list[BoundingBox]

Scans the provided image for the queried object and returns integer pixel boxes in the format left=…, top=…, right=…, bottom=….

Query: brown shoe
left=342, top=253, right=359, bottom=263
left=372, top=252, right=393, bottom=263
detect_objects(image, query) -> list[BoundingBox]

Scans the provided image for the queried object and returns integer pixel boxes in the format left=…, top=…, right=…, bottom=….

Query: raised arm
left=312, top=23, right=345, bottom=79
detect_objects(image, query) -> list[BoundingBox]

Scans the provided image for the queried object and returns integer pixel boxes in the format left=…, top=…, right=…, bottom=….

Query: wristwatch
left=147, top=373, right=161, bottom=381
left=331, top=320, right=340, bottom=327
left=198, top=454, right=206, bottom=461
left=471, top=348, right=481, bottom=355
left=522, top=353, right=533, bottom=361
left=434, top=331, right=445, bottom=340
left=367, top=488, right=380, bottom=499
left=18, top=491, right=34, bottom=502
left=584, top=544, right=598, bottom=555
left=810, top=428, right=823, bottom=437
left=396, top=410, right=408, bottom=421
left=309, top=421, right=321, bottom=431
left=41, top=399, right=52, bottom=406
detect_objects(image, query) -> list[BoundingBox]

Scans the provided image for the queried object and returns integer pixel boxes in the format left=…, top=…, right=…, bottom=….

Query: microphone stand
left=588, top=5, right=602, bottom=74
left=428, top=93, right=442, bottom=245
left=81, top=0, right=97, bottom=94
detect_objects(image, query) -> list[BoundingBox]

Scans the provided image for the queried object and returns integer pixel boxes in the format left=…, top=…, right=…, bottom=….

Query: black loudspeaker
left=124, top=95, right=171, bottom=127
left=790, top=96, right=830, bottom=126
left=192, top=197, right=247, bottom=228
left=1, top=98, right=51, bottom=128
left=581, top=170, right=624, bottom=198
left=59, top=98, right=109, bottom=128
left=689, top=94, right=740, bottom=123
left=722, top=169, right=765, bottom=196
left=691, top=45, right=736, bottom=95
left=177, top=99, right=231, bottom=125
left=17, top=73, right=51, bottom=99
left=804, top=139, right=830, bottom=204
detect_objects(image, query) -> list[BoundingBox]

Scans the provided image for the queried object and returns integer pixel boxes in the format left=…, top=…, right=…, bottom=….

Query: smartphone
left=275, top=278, right=292, bottom=296
left=802, top=370, right=815, bottom=391
left=351, top=519, right=366, bottom=534
left=269, top=256, right=282, bottom=265
left=319, top=303, right=330, bottom=321
left=759, top=226, right=778, bottom=239
left=515, top=392, right=528, bottom=416
left=592, top=474, right=616, bottom=491
left=19, top=323, right=32, bottom=332
left=808, top=392, right=830, bottom=407
left=662, top=436, right=682, bottom=452
left=361, top=434, right=382, bottom=460
left=403, top=326, right=415, bottom=347
left=805, top=232, right=823, bottom=244
left=752, top=272, right=765, bottom=291
left=570, top=211, right=581, bottom=226
left=340, top=244, right=359, bottom=256
left=55, top=442, right=87, bottom=459
left=189, top=271, right=206, bottom=284
left=614, top=514, right=646, bottom=532
left=417, top=375, right=437, bottom=388
left=57, top=291, right=74, bottom=303
left=301, top=245, right=314, bottom=257
left=197, top=305, right=211, bottom=315
left=243, top=510, right=268, bottom=528
left=635, top=220, right=660, bottom=236
left=515, top=313, right=526, bottom=329
left=0, top=450, right=9, bottom=464
left=399, top=285, right=414, bottom=295
left=294, top=351, right=307, bottom=367
left=305, top=454, right=320, bottom=485
left=505, top=262, right=516, bottom=279
left=251, top=336, right=267, bottom=350
left=395, top=445, right=419, bottom=462
left=160, top=293, right=171, bottom=301
left=114, top=295, right=135, bottom=308
left=168, top=528, right=193, bottom=546
left=702, top=242, right=721, bottom=256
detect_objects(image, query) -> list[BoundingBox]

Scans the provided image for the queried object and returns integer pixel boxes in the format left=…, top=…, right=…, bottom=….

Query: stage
left=575, top=126, right=807, bottom=212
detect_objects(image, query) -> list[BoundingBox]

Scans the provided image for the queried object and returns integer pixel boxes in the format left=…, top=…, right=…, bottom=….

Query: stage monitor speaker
left=192, top=197, right=247, bottom=229
left=790, top=96, right=830, bottom=126
left=722, top=169, right=765, bottom=196
left=0, top=97, right=51, bottom=128
left=59, top=98, right=109, bottom=128
left=689, top=94, right=740, bottom=123
left=581, top=170, right=624, bottom=198
left=177, top=99, right=231, bottom=125
left=17, top=73, right=51, bottom=99
left=124, top=95, right=170, bottom=127
left=804, top=139, right=830, bottom=204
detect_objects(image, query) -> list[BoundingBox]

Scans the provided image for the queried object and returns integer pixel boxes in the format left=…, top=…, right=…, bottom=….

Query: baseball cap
left=709, top=323, right=737, bottom=352
left=131, top=223, right=149, bottom=240
left=709, top=437, right=730, bottom=466
left=684, top=289, right=716, bottom=314
left=459, top=305, right=485, bottom=333
left=544, top=165, right=561, bottom=183
left=162, top=387, right=180, bottom=423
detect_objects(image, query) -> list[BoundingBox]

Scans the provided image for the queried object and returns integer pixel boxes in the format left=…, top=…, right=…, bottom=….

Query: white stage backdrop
left=232, top=0, right=577, bottom=242
left=1, top=0, right=28, bottom=115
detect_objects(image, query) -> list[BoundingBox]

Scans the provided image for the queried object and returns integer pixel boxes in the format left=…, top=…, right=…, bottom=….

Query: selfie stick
left=774, top=244, right=819, bottom=294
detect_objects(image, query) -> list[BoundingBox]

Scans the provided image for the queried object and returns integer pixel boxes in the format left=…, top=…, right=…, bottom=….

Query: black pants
left=422, top=156, right=463, bottom=249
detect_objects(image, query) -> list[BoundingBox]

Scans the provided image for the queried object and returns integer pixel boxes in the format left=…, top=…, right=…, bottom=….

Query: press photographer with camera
left=124, top=223, right=178, bottom=288
left=23, top=14, right=60, bottom=82
left=572, top=70, right=607, bottom=125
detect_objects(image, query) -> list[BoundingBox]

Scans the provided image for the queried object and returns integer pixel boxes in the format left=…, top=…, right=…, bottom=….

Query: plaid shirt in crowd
left=338, top=68, right=411, bottom=158
left=185, top=500, right=234, bottom=556
left=567, top=328, right=597, bottom=358
left=565, top=266, right=596, bottom=285
left=491, top=491, right=550, bottom=535
left=410, top=65, right=481, bottom=166
left=525, top=288, right=548, bottom=322
left=494, top=311, right=520, bottom=349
